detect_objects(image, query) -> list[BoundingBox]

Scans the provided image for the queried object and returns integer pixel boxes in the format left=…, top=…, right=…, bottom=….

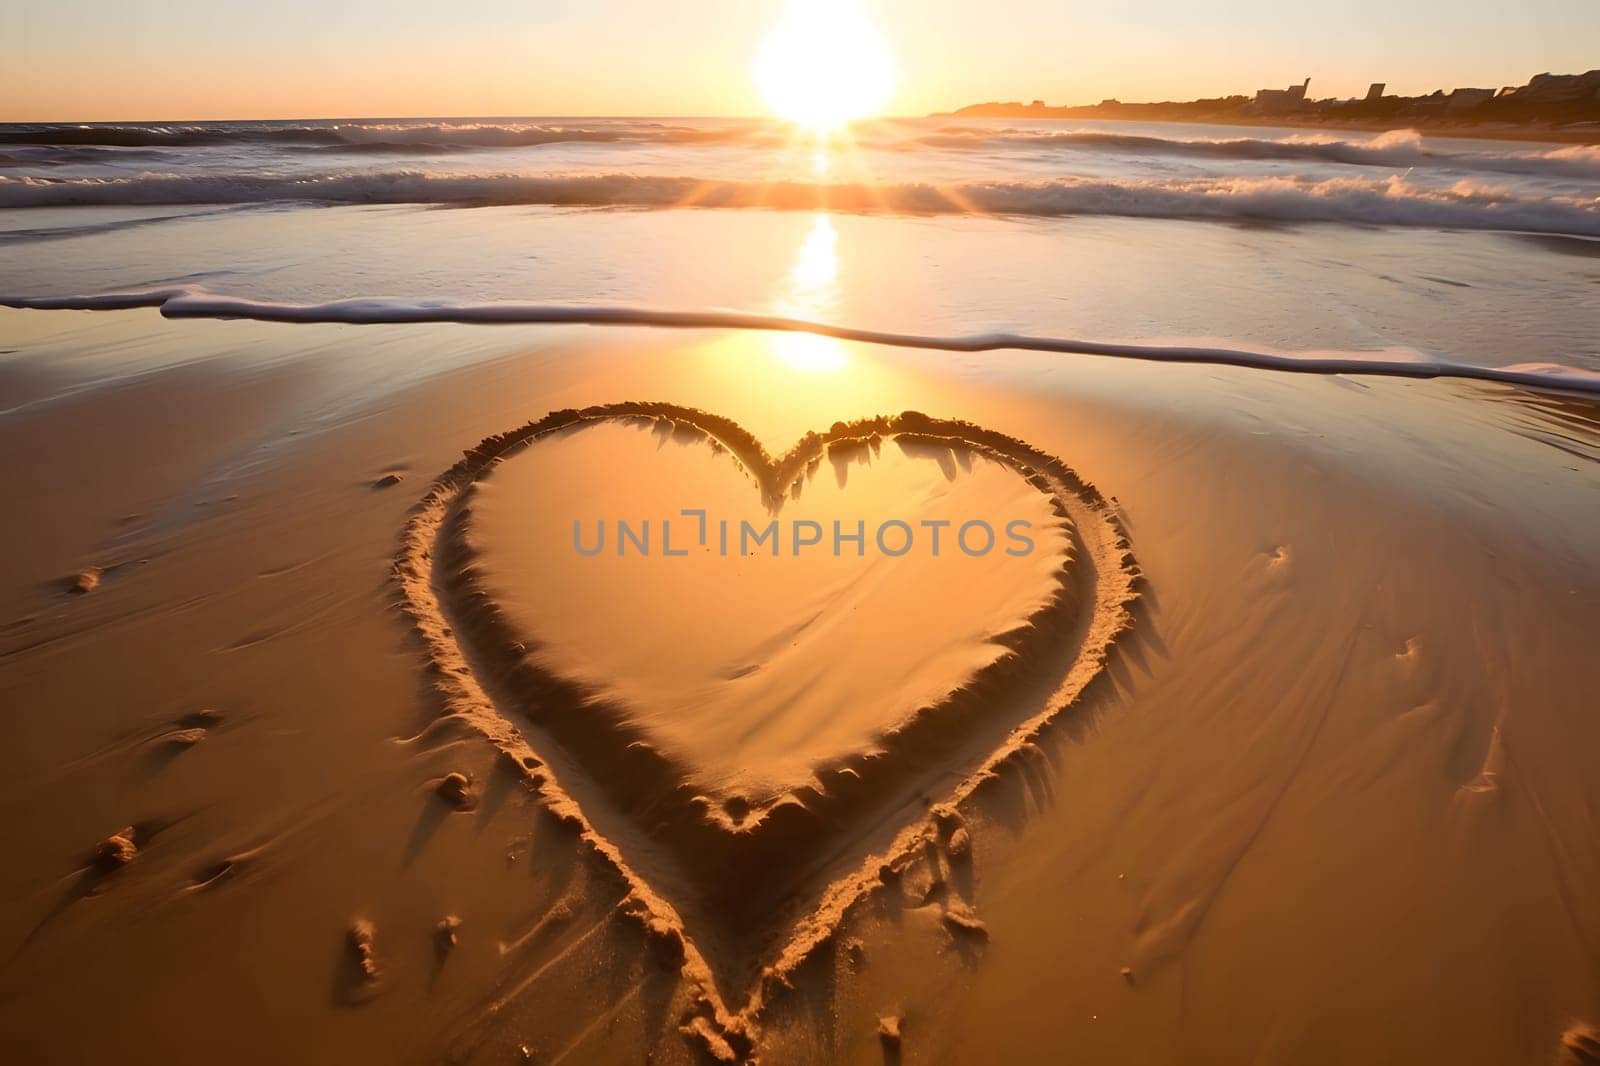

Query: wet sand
left=0, top=309, right=1596, bottom=1064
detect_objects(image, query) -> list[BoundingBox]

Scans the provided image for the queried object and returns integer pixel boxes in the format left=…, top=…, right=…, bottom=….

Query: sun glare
left=772, top=214, right=849, bottom=371
left=754, top=0, right=897, bottom=134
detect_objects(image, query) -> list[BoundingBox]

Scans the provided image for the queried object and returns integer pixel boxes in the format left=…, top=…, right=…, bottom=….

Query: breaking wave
left=3, top=170, right=1597, bottom=235
left=4, top=287, right=1597, bottom=395
left=2, top=121, right=1595, bottom=178
left=913, top=127, right=1600, bottom=179
left=0, top=121, right=775, bottom=151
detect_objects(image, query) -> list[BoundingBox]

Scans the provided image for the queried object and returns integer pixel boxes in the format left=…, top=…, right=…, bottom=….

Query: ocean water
left=1, top=116, right=1597, bottom=380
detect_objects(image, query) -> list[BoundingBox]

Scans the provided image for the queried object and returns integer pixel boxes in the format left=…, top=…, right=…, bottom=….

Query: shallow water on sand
left=2, top=115, right=1597, bottom=380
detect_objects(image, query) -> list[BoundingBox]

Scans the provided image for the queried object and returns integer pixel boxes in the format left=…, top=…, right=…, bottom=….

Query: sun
left=754, top=0, right=897, bottom=134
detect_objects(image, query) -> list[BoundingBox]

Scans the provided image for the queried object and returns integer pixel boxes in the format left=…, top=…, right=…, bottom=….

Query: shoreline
left=7, top=290, right=1600, bottom=396
left=931, top=108, right=1600, bottom=144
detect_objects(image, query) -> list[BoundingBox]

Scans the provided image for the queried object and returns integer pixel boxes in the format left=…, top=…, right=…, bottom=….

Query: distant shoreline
left=937, top=71, right=1600, bottom=145
left=930, top=108, right=1600, bottom=145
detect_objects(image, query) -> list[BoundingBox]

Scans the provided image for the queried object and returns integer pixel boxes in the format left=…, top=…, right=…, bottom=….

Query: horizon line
left=5, top=66, right=1593, bottom=127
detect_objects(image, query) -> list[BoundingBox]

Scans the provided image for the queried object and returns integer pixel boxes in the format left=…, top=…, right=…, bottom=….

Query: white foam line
left=4, top=287, right=1598, bottom=396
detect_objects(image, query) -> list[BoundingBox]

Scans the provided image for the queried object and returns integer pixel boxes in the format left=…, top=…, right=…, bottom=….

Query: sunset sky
left=4, top=0, right=1596, bottom=121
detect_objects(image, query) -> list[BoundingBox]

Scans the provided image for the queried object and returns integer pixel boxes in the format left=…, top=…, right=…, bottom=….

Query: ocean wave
left=3, top=170, right=1596, bottom=236
left=0, top=121, right=775, bottom=151
left=914, top=127, right=1600, bottom=179
left=5, top=120, right=1595, bottom=178
left=3, top=287, right=1597, bottom=396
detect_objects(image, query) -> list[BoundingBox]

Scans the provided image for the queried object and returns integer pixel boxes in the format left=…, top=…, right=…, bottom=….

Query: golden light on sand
left=754, top=0, right=896, bottom=134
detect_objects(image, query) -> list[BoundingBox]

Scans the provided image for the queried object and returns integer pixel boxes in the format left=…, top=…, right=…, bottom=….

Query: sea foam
left=911, top=126, right=1600, bottom=179
left=4, top=287, right=1597, bottom=395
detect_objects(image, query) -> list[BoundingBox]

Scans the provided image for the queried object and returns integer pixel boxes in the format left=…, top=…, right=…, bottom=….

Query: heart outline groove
left=395, top=402, right=1140, bottom=1056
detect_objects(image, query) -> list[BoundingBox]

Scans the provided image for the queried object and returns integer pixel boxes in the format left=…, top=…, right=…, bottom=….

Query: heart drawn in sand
left=396, top=403, right=1138, bottom=1051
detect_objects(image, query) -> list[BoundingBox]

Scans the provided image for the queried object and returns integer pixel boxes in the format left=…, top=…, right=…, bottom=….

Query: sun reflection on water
left=771, top=213, right=849, bottom=371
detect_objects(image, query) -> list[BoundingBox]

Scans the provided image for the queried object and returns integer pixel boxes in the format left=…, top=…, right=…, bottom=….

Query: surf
left=5, top=286, right=1598, bottom=395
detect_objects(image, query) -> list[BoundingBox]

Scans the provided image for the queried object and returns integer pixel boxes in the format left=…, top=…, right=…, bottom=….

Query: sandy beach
left=3, top=0, right=1600, bottom=1048
left=0, top=300, right=1595, bottom=1062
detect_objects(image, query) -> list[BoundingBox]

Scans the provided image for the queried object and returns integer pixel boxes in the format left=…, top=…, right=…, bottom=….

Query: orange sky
left=4, top=0, right=1595, bottom=121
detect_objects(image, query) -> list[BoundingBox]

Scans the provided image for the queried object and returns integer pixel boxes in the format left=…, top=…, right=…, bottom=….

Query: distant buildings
left=1446, top=87, right=1496, bottom=110
left=1247, top=71, right=1597, bottom=116
left=1254, top=78, right=1311, bottom=112
left=1510, top=70, right=1600, bottom=104
left=945, top=69, right=1600, bottom=130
